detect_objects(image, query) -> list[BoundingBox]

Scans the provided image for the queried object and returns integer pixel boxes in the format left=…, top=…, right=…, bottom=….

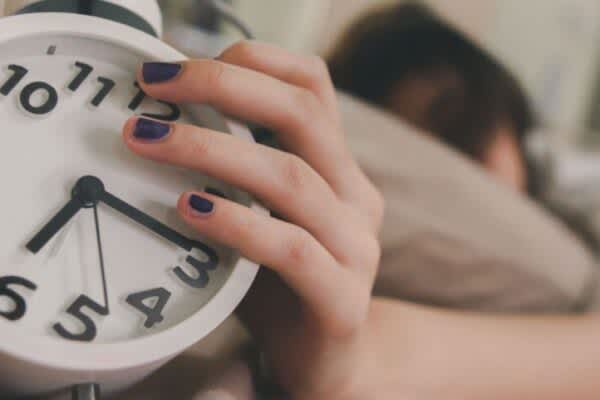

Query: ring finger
left=176, top=190, right=365, bottom=333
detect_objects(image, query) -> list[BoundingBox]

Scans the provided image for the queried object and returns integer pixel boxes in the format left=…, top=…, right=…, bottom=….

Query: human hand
left=123, top=41, right=384, bottom=399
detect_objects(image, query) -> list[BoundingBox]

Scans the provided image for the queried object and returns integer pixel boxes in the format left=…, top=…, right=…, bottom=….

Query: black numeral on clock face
left=0, top=276, right=37, bottom=321
left=126, top=288, right=171, bottom=329
left=1, top=64, right=28, bottom=96
left=91, top=77, right=115, bottom=107
left=53, top=295, right=108, bottom=342
left=128, top=82, right=146, bottom=111
left=20, top=81, right=58, bottom=115
left=68, top=61, right=114, bottom=108
left=3, top=63, right=183, bottom=120
left=129, top=82, right=181, bottom=121
left=174, top=244, right=219, bottom=289
left=2, top=64, right=59, bottom=116
left=68, top=62, right=93, bottom=92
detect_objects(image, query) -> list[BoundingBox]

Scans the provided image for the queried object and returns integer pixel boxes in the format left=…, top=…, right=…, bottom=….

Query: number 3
left=174, top=243, right=219, bottom=289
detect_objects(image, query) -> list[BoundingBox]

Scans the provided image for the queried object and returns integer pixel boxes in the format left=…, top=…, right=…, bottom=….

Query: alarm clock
left=0, top=4, right=264, bottom=398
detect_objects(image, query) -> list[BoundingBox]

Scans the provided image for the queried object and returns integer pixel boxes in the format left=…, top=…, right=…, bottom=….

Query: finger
left=177, top=191, right=368, bottom=335
left=137, top=59, right=355, bottom=196
left=123, top=117, right=361, bottom=263
left=217, top=40, right=339, bottom=120
left=220, top=42, right=385, bottom=232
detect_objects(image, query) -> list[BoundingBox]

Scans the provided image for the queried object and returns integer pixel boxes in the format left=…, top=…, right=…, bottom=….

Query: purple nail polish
left=133, top=118, right=171, bottom=141
left=142, top=62, right=182, bottom=84
left=189, top=194, right=214, bottom=215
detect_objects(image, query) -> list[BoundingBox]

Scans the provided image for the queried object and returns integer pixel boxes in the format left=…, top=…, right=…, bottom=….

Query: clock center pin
left=72, top=175, right=105, bottom=208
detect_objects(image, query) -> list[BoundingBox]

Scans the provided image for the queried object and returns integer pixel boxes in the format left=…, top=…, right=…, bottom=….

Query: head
left=328, top=3, right=535, bottom=192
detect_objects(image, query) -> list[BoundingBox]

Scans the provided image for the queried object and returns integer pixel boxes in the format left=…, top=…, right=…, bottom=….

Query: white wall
left=490, top=0, right=600, bottom=137
left=233, top=0, right=498, bottom=55
left=234, top=0, right=398, bottom=54
left=233, top=0, right=332, bottom=52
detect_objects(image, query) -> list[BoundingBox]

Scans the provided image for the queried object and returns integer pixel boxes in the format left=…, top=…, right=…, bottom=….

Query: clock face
left=0, top=30, right=257, bottom=347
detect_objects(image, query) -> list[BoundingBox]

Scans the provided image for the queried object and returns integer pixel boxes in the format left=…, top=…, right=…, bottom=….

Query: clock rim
left=0, top=13, right=265, bottom=372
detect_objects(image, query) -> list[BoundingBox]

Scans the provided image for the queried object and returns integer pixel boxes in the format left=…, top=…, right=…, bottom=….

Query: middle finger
left=123, top=117, right=358, bottom=262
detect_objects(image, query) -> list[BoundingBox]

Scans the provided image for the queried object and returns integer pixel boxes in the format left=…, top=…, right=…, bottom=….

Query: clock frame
left=0, top=13, right=264, bottom=397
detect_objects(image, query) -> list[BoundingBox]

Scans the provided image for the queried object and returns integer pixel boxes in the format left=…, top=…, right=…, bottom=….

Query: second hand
left=93, top=204, right=109, bottom=313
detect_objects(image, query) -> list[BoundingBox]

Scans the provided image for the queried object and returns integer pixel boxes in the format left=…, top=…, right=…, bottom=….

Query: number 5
left=53, top=295, right=108, bottom=342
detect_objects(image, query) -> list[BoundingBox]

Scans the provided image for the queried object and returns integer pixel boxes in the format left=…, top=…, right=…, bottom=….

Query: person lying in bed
left=328, top=2, right=598, bottom=252
left=329, top=3, right=531, bottom=193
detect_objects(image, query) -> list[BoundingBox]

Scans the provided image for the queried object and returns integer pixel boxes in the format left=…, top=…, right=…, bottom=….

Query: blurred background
left=159, top=0, right=600, bottom=239
left=159, top=0, right=600, bottom=141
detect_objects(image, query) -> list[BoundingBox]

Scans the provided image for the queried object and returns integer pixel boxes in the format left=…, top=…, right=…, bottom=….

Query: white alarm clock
left=0, top=2, right=264, bottom=398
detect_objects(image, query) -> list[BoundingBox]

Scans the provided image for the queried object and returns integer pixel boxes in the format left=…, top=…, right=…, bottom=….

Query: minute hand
left=100, top=191, right=195, bottom=252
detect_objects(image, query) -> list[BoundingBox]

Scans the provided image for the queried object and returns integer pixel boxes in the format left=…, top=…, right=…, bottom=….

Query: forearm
left=361, top=297, right=600, bottom=400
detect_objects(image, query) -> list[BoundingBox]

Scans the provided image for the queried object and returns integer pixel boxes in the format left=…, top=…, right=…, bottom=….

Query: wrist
left=317, top=305, right=390, bottom=400
left=285, top=326, right=375, bottom=400
left=337, top=298, right=426, bottom=400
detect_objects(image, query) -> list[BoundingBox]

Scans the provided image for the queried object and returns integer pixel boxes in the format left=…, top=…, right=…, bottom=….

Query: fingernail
left=189, top=194, right=214, bottom=215
left=205, top=187, right=227, bottom=199
left=133, top=118, right=171, bottom=141
left=142, top=62, right=182, bottom=84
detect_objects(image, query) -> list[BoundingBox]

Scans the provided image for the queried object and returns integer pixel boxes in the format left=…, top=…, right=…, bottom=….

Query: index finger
left=218, top=41, right=340, bottom=120
left=137, top=59, right=355, bottom=195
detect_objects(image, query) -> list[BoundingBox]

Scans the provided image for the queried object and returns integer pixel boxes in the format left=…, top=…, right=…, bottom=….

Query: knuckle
left=369, top=187, right=386, bottom=229
left=284, top=228, right=314, bottom=266
left=362, top=234, right=382, bottom=271
left=305, top=55, right=330, bottom=84
left=290, top=88, right=321, bottom=125
left=354, top=177, right=386, bottom=232
left=280, top=154, right=312, bottom=194
left=203, top=60, right=227, bottom=91
left=228, top=210, right=258, bottom=247
left=343, top=232, right=380, bottom=278
left=327, top=282, right=370, bottom=338
left=226, top=40, right=256, bottom=61
left=186, top=131, right=213, bottom=159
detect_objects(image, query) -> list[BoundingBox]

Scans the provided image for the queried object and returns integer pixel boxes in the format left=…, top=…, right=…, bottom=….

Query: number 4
left=126, top=288, right=171, bottom=329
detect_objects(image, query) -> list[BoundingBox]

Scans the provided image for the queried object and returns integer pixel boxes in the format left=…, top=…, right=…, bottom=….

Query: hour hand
left=26, top=175, right=105, bottom=254
left=26, top=198, right=82, bottom=254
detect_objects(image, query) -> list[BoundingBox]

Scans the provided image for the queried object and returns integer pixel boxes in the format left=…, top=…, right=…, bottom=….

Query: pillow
left=340, top=93, right=599, bottom=313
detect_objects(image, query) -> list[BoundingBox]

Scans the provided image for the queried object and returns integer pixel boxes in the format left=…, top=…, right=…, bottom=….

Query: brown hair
left=328, top=2, right=534, bottom=161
